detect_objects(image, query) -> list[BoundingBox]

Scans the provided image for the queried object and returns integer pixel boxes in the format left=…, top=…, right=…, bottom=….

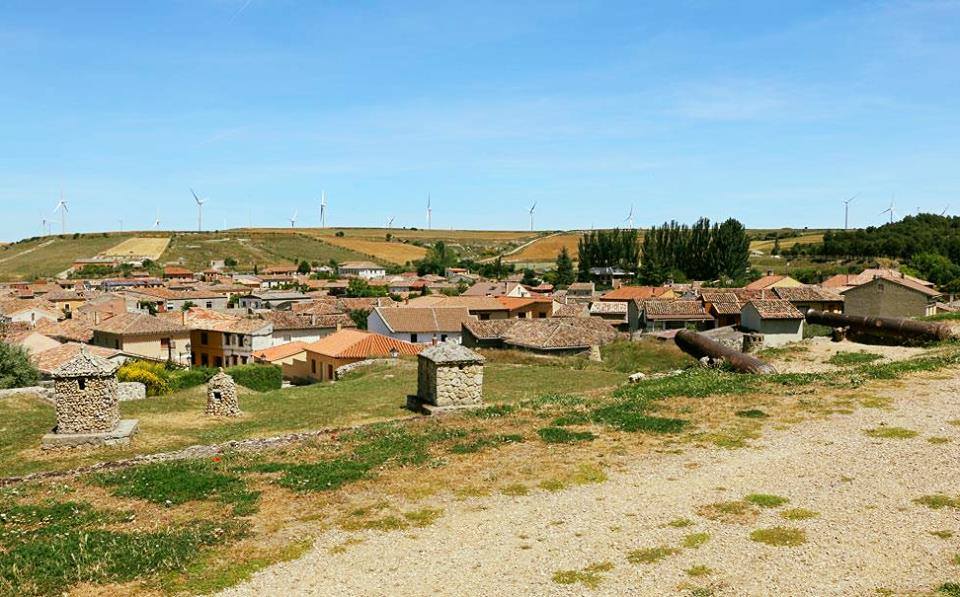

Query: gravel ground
left=221, top=373, right=960, bottom=596
left=770, top=337, right=925, bottom=373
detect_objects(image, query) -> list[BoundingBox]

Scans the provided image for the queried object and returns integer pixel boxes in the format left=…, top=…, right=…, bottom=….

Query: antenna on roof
left=528, top=202, right=537, bottom=231
left=842, top=193, right=858, bottom=230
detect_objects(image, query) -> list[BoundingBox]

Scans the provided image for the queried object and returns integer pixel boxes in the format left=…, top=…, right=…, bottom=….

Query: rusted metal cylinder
left=674, top=329, right=778, bottom=374
left=804, top=309, right=954, bottom=343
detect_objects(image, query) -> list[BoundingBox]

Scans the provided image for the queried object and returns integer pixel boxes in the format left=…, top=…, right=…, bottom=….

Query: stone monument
left=408, top=342, right=485, bottom=415
left=206, top=369, right=240, bottom=417
left=42, top=347, right=138, bottom=448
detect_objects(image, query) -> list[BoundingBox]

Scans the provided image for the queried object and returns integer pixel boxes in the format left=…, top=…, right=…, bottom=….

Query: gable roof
left=260, top=311, right=355, bottom=331
left=745, top=274, right=800, bottom=290
left=745, top=299, right=805, bottom=319
left=600, top=286, right=672, bottom=302
left=840, top=274, right=941, bottom=298
left=373, top=307, right=475, bottom=333
left=304, top=329, right=422, bottom=359
left=462, top=317, right=618, bottom=351
left=252, top=341, right=309, bottom=362
left=773, top=286, right=844, bottom=302
left=93, top=312, right=189, bottom=336
left=405, top=295, right=509, bottom=312
left=822, top=269, right=933, bottom=289
left=642, top=300, right=713, bottom=321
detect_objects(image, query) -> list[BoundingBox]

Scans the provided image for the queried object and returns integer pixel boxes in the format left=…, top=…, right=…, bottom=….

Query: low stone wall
left=334, top=358, right=397, bottom=380
left=117, top=382, right=147, bottom=402
left=0, top=386, right=50, bottom=401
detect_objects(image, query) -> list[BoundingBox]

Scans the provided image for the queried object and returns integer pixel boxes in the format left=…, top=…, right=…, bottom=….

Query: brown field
left=100, top=237, right=171, bottom=260
left=503, top=232, right=584, bottom=263
left=750, top=233, right=824, bottom=252
left=318, top=235, right=427, bottom=265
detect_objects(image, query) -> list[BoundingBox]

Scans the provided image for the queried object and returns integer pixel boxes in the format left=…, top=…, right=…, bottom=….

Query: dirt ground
left=767, top=337, right=927, bottom=374
left=219, top=369, right=960, bottom=596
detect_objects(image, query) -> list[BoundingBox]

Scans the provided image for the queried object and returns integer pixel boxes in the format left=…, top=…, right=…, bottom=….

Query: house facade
left=367, top=306, right=475, bottom=344
left=841, top=276, right=941, bottom=318
left=91, top=312, right=192, bottom=363
left=740, top=300, right=804, bottom=348
left=338, top=261, right=386, bottom=279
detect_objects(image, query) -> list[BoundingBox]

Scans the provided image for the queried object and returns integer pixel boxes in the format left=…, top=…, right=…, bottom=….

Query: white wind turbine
left=320, top=191, right=328, bottom=227
left=426, top=194, right=433, bottom=230
left=153, top=209, right=161, bottom=229
left=288, top=209, right=298, bottom=228
left=386, top=216, right=395, bottom=230
left=941, top=204, right=951, bottom=216
left=842, top=194, right=858, bottom=230
left=528, top=202, right=537, bottom=231
left=624, top=205, right=635, bottom=229
left=40, top=214, right=50, bottom=236
left=54, top=193, right=68, bottom=234
left=880, top=198, right=896, bottom=224
left=190, top=188, right=208, bottom=231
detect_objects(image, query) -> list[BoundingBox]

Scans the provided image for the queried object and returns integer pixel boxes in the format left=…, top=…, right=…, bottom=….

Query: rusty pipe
left=674, top=329, right=778, bottom=374
left=805, top=309, right=954, bottom=343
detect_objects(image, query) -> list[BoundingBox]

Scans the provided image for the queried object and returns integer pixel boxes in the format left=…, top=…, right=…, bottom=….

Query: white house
left=367, top=306, right=475, bottom=344
left=0, top=299, right=60, bottom=327
left=740, top=300, right=804, bottom=348
left=338, top=261, right=386, bottom=280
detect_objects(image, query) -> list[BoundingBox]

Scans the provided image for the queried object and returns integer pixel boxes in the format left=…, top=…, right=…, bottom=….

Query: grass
left=865, top=427, right=919, bottom=439
left=537, top=427, right=596, bottom=444
left=745, top=494, right=790, bottom=508
left=627, top=546, right=681, bottom=564
left=930, top=530, right=955, bottom=539
left=939, top=583, right=960, bottom=596
left=686, top=565, right=713, bottom=577
left=501, top=484, right=530, bottom=497
left=696, top=500, right=758, bottom=524
left=749, top=526, right=807, bottom=547
left=780, top=508, right=820, bottom=520
left=828, top=351, right=884, bottom=366
left=449, top=434, right=523, bottom=454
left=914, top=495, right=960, bottom=510
left=930, top=437, right=952, bottom=444
left=736, top=409, right=768, bottom=419
left=539, top=464, right=607, bottom=492
left=161, top=539, right=312, bottom=594
left=552, top=561, right=614, bottom=589
left=682, top=532, right=710, bottom=548
left=95, top=459, right=260, bottom=516
left=599, top=339, right=693, bottom=374
left=668, top=518, right=695, bottom=528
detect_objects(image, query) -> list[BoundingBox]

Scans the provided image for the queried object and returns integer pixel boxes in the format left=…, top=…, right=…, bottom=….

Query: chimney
left=181, top=310, right=186, bottom=325
left=94, top=311, right=100, bottom=325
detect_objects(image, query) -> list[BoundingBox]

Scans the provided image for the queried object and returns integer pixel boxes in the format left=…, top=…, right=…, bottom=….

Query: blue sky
left=2, top=1, right=959, bottom=240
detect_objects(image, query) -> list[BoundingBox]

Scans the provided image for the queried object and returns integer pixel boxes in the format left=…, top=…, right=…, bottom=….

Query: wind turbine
left=288, top=209, right=298, bottom=228
left=880, top=199, right=896, bottom=224
left=153, top=209, right=161, bottom=230
left=54, top=193, right=68, bottom=234
left=190, top=188, right=208, bottom=232
left=118, top=218, right=123, bottom=232
left=40, top=215, right=50, bottom=236
left=842, top=194, right=858, bottom=230
left=941, top=204, right=950, bottom=216
left=426, top=194, right=432, bottom=230
left=320, top=191, right=327, bottom=227
left=624, top=205, right=635, bottom=229
left=386, top=216, right=395, bottom=230
left=528, top=202, right=537, bottom=231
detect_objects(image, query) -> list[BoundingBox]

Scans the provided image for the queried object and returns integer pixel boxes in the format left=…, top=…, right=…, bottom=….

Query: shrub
left=169, top=367, right=217, bottom=391
left=0, top=341, right=40, bottom=389
left=226, top=364, right=282, bottom=392
left=117, top=360, right=170, bottom=396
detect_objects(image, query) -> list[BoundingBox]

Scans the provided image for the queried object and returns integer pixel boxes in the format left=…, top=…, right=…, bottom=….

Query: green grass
left=914, top=495, right=960, bottom=510
left=930, top=530, right=955, bottom=539
left=749, top=526, right=807, bottom=547
left=780, top=508, right=820, bottom=520
left=736, top=409, right=768, bottom=419
left=0, top=499, right=244, bottom=596
left=686, top=565, right=713, bottom=577
left=95, top=460, right=260, bottom=515
left=537, top=427, right=596, bottom=444
left=626, top=546, right=681, bottom=564
left=865, top=427, right=919, bottom=439
left=161, top=539, right=312, bottom=594
left=828, top=351, right=883, bottom=366
left=599, top=339, right=693, bottom=374
left=667, top=518, right=695, bottom=528
left=552, top=562, right=614, bottom=589
left=0, top=233, right=135, bottom=280
left=939, top=582, right=960, bottom=596
left=745, top=494, right=790, bottom=508
left=449, top=434, right=523, bottom=454
left=682, top=532, right=711, bottom=548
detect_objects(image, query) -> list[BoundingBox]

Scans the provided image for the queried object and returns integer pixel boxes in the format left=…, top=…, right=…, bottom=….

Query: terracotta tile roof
left=373, top=307, right=475, bottom=333
left=163, top=266, right=193, bottom=276
left=159, top=308, right=272, bottom=334
left=336, top=297, right=398, bottom=311
left=495, top=296, right=553, bottom=311
left=339, top=261, right=383, bottom=270
left=0, top=298, right=59, bottom=317
left=33, top=343, right=121, bottom=375
left=773, top=286, right=844, bottom=302
left=600, top=286, right=671, bottom=301
left=568, top=282, right=595, bottom=292
left=701, top=287, right=764, bottom=302
left=461, top=281, right=524, bottom=297
left=405, top=295, right=508, bottom=312
left=642, top=300, right=713, bottom=321
left=463, top=317, right=618, bottom=350
left=34, top=318, right=95, bottom=343
left=304, top=329, right=422, bottom=359
left=261, top=311, right=355, bottom=331
left=93, top=312, right=190, bottom=336
left=745, top=299, right=805, bottom=319
left=291, top=301, right=345, bottom=316
left=709, top=302, right=743, bottom=315
left=589, top=301, right=628, bottom=314
left=252, top=341, right=308, bottom=362
left=840, top=274, right=942, bottom=298
left=552, top=303, right=589, bottom=318
left=745, top=275, right=802, bottom=290
left=822, top=269, right=933, bottom=289
left=699, top=292, right=740, bottom=304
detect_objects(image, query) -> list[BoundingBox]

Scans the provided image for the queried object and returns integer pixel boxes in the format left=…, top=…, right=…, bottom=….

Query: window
left=200, top=332, right=208, bottom=345
left=215, top=356, right=223, bottom=367
left=241, top=356, right=247, bottom=365
left=225, top=334, right=232, bottom=346
left=160, top=338, right=170, bottom=349
left=114, top=339, right=120, bottom=349
left=441, top=334, right=448, bottom=342
left=479, top=314, right=490, bottom=321
left=201, top=353, right=209, bottom=366
left=411, top=333, right=418, bottom=342
left=206, top=301, right=213, bottom=308
left=538, top=312, right=547, bottom=318
left=311, top=359, right=316, bottom=374
left=78, top=378, right=85, bottom=390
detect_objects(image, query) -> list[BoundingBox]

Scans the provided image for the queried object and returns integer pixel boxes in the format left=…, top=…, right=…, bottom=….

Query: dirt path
left=221, top=373, right=960, bottom=596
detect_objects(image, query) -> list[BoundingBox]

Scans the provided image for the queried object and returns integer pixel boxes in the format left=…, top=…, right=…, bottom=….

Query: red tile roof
left=252, top=341, right=309, bottom=362
left=600, top=286, right=671, bottom=301
left=304, top=329, right=422, bottom=359
left=745, top=299, right=805, bottom=319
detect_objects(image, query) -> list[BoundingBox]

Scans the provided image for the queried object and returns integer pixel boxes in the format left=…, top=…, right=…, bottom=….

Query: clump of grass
left=667, top=518, right=695, bottom=528
left=914, top=494, right=960, bottom=510
left=929, top=437, right=952, bottom=445
left=749, top=526, right=806, bottom=547
left=939, top=583, right=960, bottom=596
left=780, top=508, right=819, bottom=520
left=858, top=395, right=893, bottom=409
left=930, top=530, right=954, bottom=539
left=828, top=351, right=883, bottom=366
left=551, top=412, right=591, bottom=426
left=449, top=434, right=523, bottom=454
left=745, top=494, right=790, bottom=509
left=340, top=508, right=442, bottom=532
left=467, top=404, right=516, bottom=419
left=328, top=537, right=364, bottom=554
left=736, top=409, right=768, bottom=419
left=537, top=427, right=596, bottom=444
left=865, top=427, right=918, bottom=439
left=540, top=463, right=608, bottom=492
left=626, top=546, right=680, bottom=564
left=552, top=562, right=614, bottom=589
left=95, top=460, right=260, bottom=516
left=949, top=420, right=960, bottom=427
left=686, top=564, right=713, bottom=577
left=402, top=508, right=443, bottom=528
left=682, top=532, right=710, bottom=549
left=501, top=484, right=529, bottom=497
left=696, top=500, right=758, bottom=524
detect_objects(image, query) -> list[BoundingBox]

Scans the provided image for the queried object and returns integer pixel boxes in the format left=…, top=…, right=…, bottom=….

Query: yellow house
left=252, top=342, right=311, bottom=380
left=302, top=330, right=422, bottom=382
left=91, top=312, right=191, bottom=364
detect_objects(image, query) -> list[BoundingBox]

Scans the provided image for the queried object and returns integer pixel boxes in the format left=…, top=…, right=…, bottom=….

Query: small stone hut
left=412, top=342, right=484, bottom=413
left=206, top=369, right=240, bottom=417
left=50, top=346, right=121, bottom=434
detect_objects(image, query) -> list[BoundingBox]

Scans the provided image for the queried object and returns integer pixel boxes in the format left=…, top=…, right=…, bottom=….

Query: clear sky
left=2, top=1, right=959, bottom=241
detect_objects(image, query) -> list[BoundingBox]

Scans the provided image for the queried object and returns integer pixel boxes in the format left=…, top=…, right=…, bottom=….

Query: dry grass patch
left=627, top=546, right=681, bottom=564
left=914, top=494, right=960, bottom=510
left=328, top=536, right=364, bottom=554
left=552, top=561, right=614, bottom=589
left=686, top=564, right=714, bottom=577
left=929, top=437, right=952, bottom=444
left=749, top=526, right=807, bottom=547
left=500, top=484, right=529, bottom=497
left=865, top=426, right=919, bottom=439
left=667, top=517, right=695, bottom=528
left=780, top=508, right=820, bottom=521
left=538, top=463, right=607, bottom=492
left=696, top=500, right=759, bottom=524
left=682, top=532, right=711, bottom=548
left=930, top=530, right=955, bottom=540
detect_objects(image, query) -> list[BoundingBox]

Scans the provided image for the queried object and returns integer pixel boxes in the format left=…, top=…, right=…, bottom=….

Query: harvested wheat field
left=750, top=233, right=824, bottom=252
left=504, top=232, right=585, bottom=263
left=99, top=236, right=171, bottom=260
left=317, top=235, right=427, bottom=265
left=222, top=370, right=960, bottom=596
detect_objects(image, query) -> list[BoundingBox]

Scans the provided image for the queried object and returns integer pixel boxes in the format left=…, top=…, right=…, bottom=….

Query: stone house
left=367, top=306, right=476, bottom=344
left=841, top=275, right=941, bottom=318
left=740, top=299, right=805, bottom=348
left=413, top=342, right=485, bottom=413
left=91, top=312, right=192, bottom=364
left=628, top=299, right=714, bottom=333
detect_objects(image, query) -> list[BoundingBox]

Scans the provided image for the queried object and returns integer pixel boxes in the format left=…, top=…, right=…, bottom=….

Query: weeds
left=745, top=494, right=790, bottom=508
left=736, top=409, right=768, bottom=419
left=828, top=351, right=883, bottom=366
left=552, top=561, right=614, bottom=589
left=682, top=532, right=710, bottom=548
left=696, top=500, right=758, bottom=524
left=537, top=427, right=596, bottom=444
left=865, top=427, right=918, bottom=439
left=686, top=565, right=713, bottom=577
left=627, top=546, right=680, bottom=564
left=780, top=508, right=819, bottom=520
left=914, top=495, right=960, bottom=510
left=749, top=526, right=806, bottom=547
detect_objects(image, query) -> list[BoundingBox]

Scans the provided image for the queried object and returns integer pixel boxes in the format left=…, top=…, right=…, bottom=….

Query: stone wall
left=117, top=382, right=147, bottom=402
left=55, top=376, right=120, bottom=434
left=334, top=358, right=396, bottom=380
left=418, top=361, right=483, bottom=407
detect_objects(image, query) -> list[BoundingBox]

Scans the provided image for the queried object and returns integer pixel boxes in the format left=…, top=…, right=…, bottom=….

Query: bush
left=117, top=360, right=170, bottom=396
left=226, top=364, right=282, bottom=392
left=169, top=367, right=217, bottom=391
left=0, top=341, right=40, bottom=389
